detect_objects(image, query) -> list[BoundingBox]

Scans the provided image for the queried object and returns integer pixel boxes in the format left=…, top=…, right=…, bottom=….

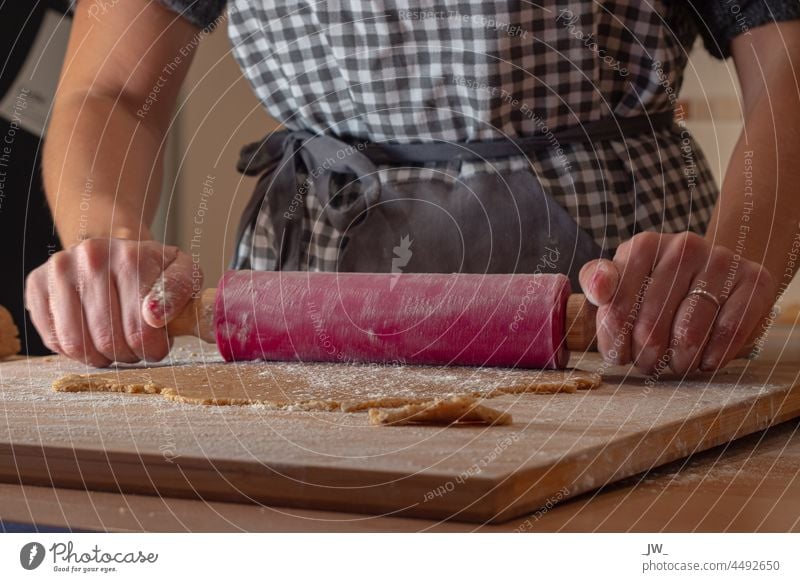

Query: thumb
left=141, top=249, right=200, bottom=328
left=579, top=259, right=619, bottom=306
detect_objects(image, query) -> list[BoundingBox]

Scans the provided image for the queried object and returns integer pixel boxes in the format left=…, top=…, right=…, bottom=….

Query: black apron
left=234, top=112, right=674, bottom=290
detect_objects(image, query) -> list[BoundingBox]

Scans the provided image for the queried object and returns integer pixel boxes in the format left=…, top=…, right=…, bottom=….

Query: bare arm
left=706, top=20, right=800, bottom=300
left=46, top=0, right=199, bottom=245
left=26, top=0, right=207, bottom=366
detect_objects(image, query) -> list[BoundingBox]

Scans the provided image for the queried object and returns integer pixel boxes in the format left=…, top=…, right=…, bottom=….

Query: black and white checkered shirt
left=158, top=0, right=800, bottom=272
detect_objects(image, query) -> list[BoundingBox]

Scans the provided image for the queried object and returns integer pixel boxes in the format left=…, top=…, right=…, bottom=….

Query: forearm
left=704, top=77, right=800, bottom=300
left=43, top=93, right=165, bottom=246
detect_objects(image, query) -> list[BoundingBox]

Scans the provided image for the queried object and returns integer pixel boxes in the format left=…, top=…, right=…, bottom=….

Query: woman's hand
left=579, top=231, right=776, bottom=375
left=25, top=238, right=200, bottom=367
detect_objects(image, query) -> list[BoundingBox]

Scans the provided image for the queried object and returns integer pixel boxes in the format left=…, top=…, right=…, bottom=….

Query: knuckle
left=113, top=245, right=142, bottom=281
left=622, top=251, right=654, bottom=277
left=709, top=244, right=734, bottom=264
left=48, top=252, right=72, bottom=279
left=93, top=332, right=117, bottom=356
left=751, top=266, right=776, bottom=295
left=161, top=244, right=180, bottom=258
left=707, top=247, right=734, bottom=275
left=77, top=238, right=110, bottom=271
left=599, top=304, right=626, bottom=331
left=656, top=248, right=683, bottom=273
left=144, top=242, right=172, bottom=266
left=614, top=240, right=632, bottom=260
left=733, top=266, right=775, bottom=308
left=634, top=231, right=661, bottom=248
left=676, top=231, right=707, bottom=260
left=617, top=232, right=657, bottom=261
left=678, top=231, right=703, bottom=246
left=632, top=313, right=663, bottom=343
left=116, top=242, right=143, bottom=267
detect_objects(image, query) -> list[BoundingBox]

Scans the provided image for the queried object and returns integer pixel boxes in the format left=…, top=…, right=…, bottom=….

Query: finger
left=596, top=233, right=660, bottom=365
left=70, top=238, right=137, bottom=364
left=699, top=266, right=775, bottom=371
left=668, top=247, right=733, bottom=375
left=631, top=236, right=701, bottom=373
left=49, top=257, right=112, bottom=367
left=142, top=248, right=199, bottom=327
left=83, top=273, right=139, bottom=363
left=579, top=259, right=619, bottom=306
left=738, top=311, right=772, bottom=358
left=114, top=243, right=172, bottom=362
left=24, top=267, right=60, bottom=354
left=669, top=281, right=720, bottom=374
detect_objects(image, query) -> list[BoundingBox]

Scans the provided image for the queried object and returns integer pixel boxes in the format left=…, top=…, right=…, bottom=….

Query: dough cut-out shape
left=53, top=361, right=602, bottom=420
left=369, top=396, right=512, bottom=426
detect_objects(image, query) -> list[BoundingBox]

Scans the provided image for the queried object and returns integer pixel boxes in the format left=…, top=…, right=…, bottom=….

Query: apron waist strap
left=360, top=111, right=675, bottom=165
left=237, top=111, right=675, bottom=176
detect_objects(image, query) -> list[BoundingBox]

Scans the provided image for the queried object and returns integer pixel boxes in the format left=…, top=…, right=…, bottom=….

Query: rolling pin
left=167, top=271, right=597, bottom=369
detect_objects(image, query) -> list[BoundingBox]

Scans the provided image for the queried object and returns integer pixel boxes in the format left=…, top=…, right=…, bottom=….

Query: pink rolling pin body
left=214, top=271, right=571, bottom=369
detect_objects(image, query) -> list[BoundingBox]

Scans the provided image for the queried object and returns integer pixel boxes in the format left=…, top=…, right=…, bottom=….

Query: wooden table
left=1, top=325, right=798, bottom=532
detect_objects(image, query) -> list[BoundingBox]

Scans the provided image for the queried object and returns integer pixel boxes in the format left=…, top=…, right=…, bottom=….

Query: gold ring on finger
left=686, top=288, right=722, bottom=309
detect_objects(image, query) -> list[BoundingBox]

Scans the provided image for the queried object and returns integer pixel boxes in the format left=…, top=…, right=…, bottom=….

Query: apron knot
left=235, top=129, right=383, bottom=269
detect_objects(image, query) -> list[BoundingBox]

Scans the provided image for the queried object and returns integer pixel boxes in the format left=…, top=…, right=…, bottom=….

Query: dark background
left=0, top=1, right=72, bottom=355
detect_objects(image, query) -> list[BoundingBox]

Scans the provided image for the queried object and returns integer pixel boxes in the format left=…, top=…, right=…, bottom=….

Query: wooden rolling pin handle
left=565, top=293, right=598, bottom=352
left=165, top=288, right=217, bottom=343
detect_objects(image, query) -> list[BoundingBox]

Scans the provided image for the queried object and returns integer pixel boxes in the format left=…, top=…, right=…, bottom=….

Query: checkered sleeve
left=689, top=0, right=800, bottom=59
left=65, top=1, right=224, bottom=27
left=157, top=0, right=226, bottom=29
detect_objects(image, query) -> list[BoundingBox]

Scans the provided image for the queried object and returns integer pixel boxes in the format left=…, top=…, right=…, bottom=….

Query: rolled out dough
left=368, top=396, right=512, bottom=426
left=53, top=362, right=601, bottom=420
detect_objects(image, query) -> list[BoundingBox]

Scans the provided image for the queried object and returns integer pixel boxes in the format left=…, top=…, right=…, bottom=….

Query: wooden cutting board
left=1, top=342, right=799, bottom=523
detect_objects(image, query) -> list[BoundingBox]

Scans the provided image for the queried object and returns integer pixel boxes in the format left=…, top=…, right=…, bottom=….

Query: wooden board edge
left=0, top=443, right=509, bottom=523
left=488, top=379, right=800, bottom=524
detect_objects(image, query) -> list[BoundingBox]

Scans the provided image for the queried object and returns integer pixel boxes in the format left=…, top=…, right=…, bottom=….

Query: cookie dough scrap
left=369, top=396, right=512, bottom=426
left=52, top=362, right=602, bottom=423
left=53, top=374, right=165, bottom=396
left=0, top=305, right=21, bottom=359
